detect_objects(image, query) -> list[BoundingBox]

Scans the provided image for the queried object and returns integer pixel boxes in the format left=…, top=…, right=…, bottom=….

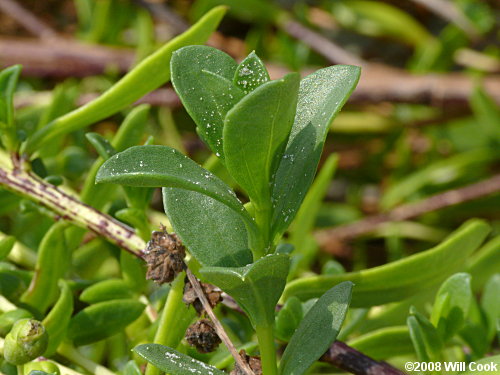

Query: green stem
left=254, top=206, right=271, bottom=258
left=145, top=272, right=195, bottom=375
left=58, top=342, right=115, bottom=375
left=17, top=365, right=24, bottom=375
left=255, top=324, right=278, bottom=375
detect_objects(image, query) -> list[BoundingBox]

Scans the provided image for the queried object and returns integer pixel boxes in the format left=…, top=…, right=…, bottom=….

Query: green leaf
left=481, top=274, right=500, bottom=341
left=80, top=279, right=135, bottom=303
left=42, top=280, right=74, bottom=356
left=201, top=254, right=290, bottom=327
left=86, top=132, right=116, bottom=159
left=134, top=344, right=226, bottom=375
left=283, top=220, right=489, bottom=307
left=467, top=235, right=500, bottom=291
left=67, top=299, right=145, bottom=345
left=122, top=360, right=142, bottom=375
left=20, top=222, right=71, bottom=314
left=408, top=307, right=442, bottom=361
left=0, top=65, right=21, bottom=151
left=430, top=272, right=472, bottom=341
left=96, top=145, right=250, bottom=222
left=463, top=355, right=500, bottom=375
left=348, top=326, right=414, bottom=360
left=275, top=296, right=303, bottom=342
left=23, top=6, right=227, bottom=153
left=0, top=309, right=33, bottom=336
left=233, top=51, right=270, bottom=94
left=271, top=65, right=361, bottom=240
left=171, top=45, right=244, bottom=158
left=471, top=86, right=500, bottom=145
left=279, top=281, right=353, bottom=375
left=224, top=73, right=300, bottom=208
left=163, top=188, right=253, bottom=267
left=0, top=236, right=16, bottom=261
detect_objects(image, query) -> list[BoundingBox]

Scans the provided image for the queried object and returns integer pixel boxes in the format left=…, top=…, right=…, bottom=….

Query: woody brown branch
left=1, top=37, right=499, bottom=106
left=315, top=174, right=500, bottom=249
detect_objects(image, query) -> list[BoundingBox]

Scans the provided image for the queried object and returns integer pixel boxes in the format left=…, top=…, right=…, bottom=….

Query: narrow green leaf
left=134, top=344, right=225, bottom=375
left=96, top=145, right=250, bottom=221
left=407, top=315, right=430, bottom=362
left=271, top=65, right=361, bottom=240
left=233, top=51, right=270, bottom=94
left=201, top=254, right=290, bottom=327
left=171, top=45, right=244, bottom=158
left=20, top=222, right=71, bottom=314
left=163, top=188, right=253, bottom=267
left=348, top=326, right=414, bottom=360
left=283, top=220, right=489, bottom=307
left=86, top=132, right=116, bottom=159
left=409, top=307, right=442, bottom=360
left=67, top=299, right=145, bottom=346
left=0, top=236, right=16, bottom=261
left=279, top=281, right=353, bottom=375
left=122, top=360, right=142, bottom=375
left=224, top=73, right=300, bottom=207
left=0, top=309, right=33, bottom=336
left=23, top=6, right=227, bottom=153
left=467, top=235, right=500, bottom=291
left=0, top=65, right=22, bottom=151
left=42, top=280, right=74, bottom=356
left=80, top=279, right=134, bottom=303
left=430, top=273, right=472, bottom=342
left=275, top=296, right=303, bottom=342
left=481, top=274, right=500, bottom=341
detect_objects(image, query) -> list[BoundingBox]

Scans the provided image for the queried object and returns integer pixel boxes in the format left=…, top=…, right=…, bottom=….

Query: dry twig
left=315, top=174, right=500, bottom=248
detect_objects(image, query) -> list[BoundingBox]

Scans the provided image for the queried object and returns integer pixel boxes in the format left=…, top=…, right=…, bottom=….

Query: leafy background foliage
left=0, top=0, right=499, bottom=374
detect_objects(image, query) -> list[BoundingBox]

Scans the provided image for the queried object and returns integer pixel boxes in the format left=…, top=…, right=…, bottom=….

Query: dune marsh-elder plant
left=96, top=43, right=361, bottom=374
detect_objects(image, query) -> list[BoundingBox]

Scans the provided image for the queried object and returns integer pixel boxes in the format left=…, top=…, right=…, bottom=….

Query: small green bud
left=24, top=360, right=60, bottom=375
left=3, top=319, right=48, bottom=365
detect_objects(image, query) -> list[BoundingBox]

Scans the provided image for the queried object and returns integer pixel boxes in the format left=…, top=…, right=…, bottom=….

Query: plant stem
left=145, top=273, right=195, bottom=375
left=58, top=342, right=116, bottom=375
left=254, top=206, right=271, bottom=258
left=186, top=269, right=254, bottom=375
left=255, top=324, right=278, bottom=375
left=0, top=152, right=145, bottom=258
left=17, top=365, right=23, bottom=375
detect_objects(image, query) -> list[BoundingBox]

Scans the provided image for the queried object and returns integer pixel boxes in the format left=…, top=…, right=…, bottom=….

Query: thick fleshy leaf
left=233, top=51, right=270, bottom=94
left=80, top=279, right=135, bottom=303
left=200, top=254, right=290, bottom=327
left=96, top=145, right=249, bottom=220
left=134, top=344, right=225, bottom=375
left=481, top=274, right=500, bottom=341
left=171, top=45, right=244, bottom=158
left=271, top=65, right=360, bottom=240
left=408, top=307, right=442, bottom=361
left=23, top=7, right=227, bottom=153
left=279, top=281, right=352, bottom=375
left=284, top=220, right=489, bottom=306
left=0, top=65, right=21, bottom=151
left=224, top=73, right=300, bottom=207
left=67, top=299, right=145, bottom=345
left=163, top=187, right=253, bottom=267
left=430, top=273, right=472, bottom=341
left=348, top=326, right=414, bottom=359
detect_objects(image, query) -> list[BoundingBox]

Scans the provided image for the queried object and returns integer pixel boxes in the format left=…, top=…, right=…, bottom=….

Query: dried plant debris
left=230, top=350, right=262, bottom=375
left=144, top=226, right=186, bottom=284
left=183, top=279, right=222, bottom=315
left=185, top=319, right=221, bottom=353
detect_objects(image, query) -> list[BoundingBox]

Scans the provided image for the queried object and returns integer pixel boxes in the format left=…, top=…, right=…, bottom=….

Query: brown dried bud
left=183, top=280, right=222, bottom=315
left=144, top=226, right=186, bottom=284
left=185, top=319, right=221, bottom=353
left=230, top=350, right=263, bottom=375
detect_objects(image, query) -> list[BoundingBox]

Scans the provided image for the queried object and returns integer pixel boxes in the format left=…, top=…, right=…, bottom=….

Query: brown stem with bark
left=185, top=269, right=255, bottom=375
left=0, top=152, right=145, bottom=258
left=316, top=174, right=500, bottom=248
left=321, top=341, right=406, bottom=375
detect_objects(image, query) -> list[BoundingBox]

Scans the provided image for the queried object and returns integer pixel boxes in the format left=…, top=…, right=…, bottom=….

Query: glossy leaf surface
left=271, top=65, right=361, bottom=240
left=224, top=73, right=300, bottom=207
left=171, top=45, right=243, bottom=158
left=163, top=188, right=253, bottom=267
left=200, top=254, right=290, bottom=326
left=279, top=281, right=353, bottom=375
left=233, top=51, right=270, bottom=94
left=80, top=279, right=135, bottom=303
left=284, top=220, right=489, bottom=306
left=97, top=145, right=247, bottom=218
left=134, top=344, right=225, bottom=375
